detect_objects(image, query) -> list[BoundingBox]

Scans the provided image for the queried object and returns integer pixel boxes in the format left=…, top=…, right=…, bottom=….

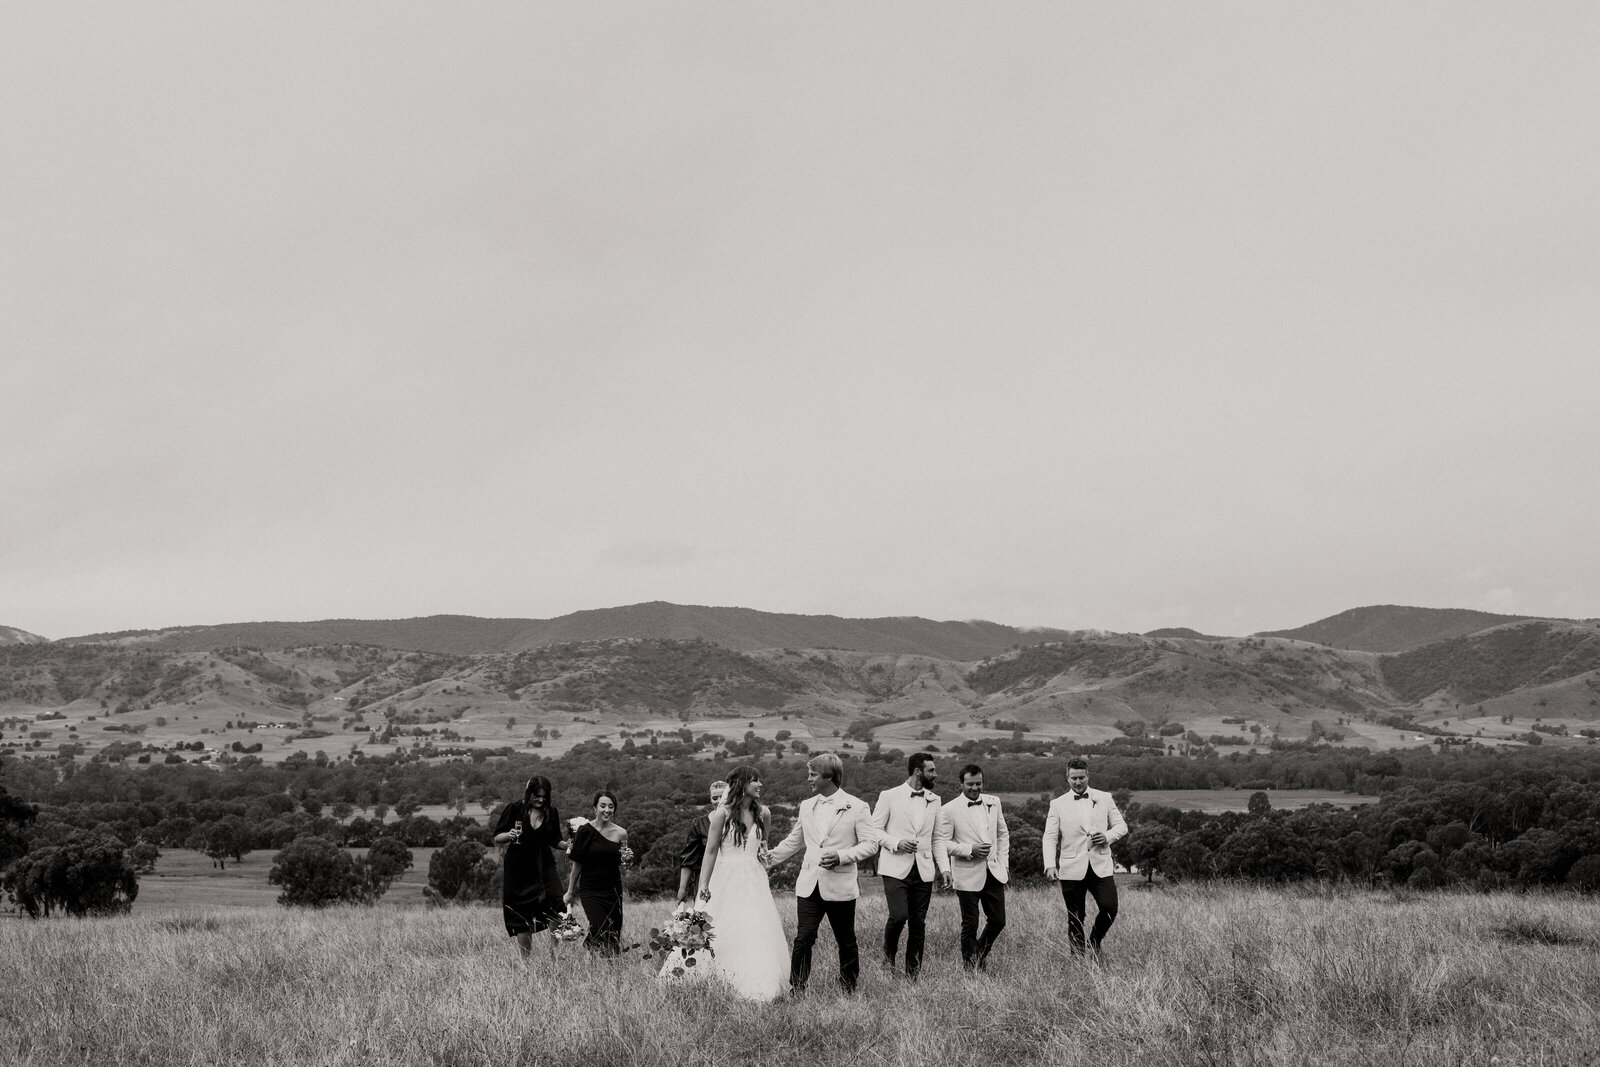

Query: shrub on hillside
left=424, top=839, right=501, bottom=905
left=2, top=830, right=139, bottom=918
left=267, top=835, right=395, bottom=907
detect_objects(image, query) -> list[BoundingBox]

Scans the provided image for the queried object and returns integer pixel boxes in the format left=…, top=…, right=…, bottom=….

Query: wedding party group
left=490, top=753, right=1128, bottom=1003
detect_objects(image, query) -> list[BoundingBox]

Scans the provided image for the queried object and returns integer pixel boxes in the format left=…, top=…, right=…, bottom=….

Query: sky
left=4, top=3, right=1598, bottom=641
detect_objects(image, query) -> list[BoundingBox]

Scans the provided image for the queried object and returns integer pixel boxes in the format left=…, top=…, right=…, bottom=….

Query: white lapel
left=962, top=797, right=989, bottom=843
left=908, top=786, right=927, bottom=835
left=813, top=793, right=843, bottom=843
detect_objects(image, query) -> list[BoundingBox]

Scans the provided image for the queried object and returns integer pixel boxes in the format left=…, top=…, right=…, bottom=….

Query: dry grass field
left=4, top=884, right=1597, bottom=1067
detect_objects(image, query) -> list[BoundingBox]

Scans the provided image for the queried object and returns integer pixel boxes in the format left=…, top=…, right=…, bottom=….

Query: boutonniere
left=1091, top=799, right=1098, bottom=808
left=839, top=803, right=852, bottom=812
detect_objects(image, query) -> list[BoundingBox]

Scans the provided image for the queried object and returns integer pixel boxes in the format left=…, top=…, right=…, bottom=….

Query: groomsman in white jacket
left=766, top=752, right=881, bottom=993
left=870, top=752, right=943, bottom=979
left=1041, top=756, right=1128, bottom=957
left=934, top=764, right=1009, bottom=971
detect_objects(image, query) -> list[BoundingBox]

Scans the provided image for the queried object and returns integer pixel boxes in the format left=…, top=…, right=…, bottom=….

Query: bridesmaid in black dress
left=492, top=775, right=565, bottom=959
left=564, top=791, right=633, bottom=955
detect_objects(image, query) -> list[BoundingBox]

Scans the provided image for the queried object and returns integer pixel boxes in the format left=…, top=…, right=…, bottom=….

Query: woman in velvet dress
left=564, top=791, right=633, bottom=955
left=492, top=775, right=565, bottom=959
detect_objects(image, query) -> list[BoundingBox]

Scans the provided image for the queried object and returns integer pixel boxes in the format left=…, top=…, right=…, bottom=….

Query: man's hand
left=972, top=841, right=992, bottom=859
left=1045, top=867, right=1058, bottom=880
left=819, top=850, right=840, bottom=869
left=1089, top=831, right=1108, bottom=848
left=939, top=871, right=953, bottom=891
left=895, top=839, right=917, bottom=855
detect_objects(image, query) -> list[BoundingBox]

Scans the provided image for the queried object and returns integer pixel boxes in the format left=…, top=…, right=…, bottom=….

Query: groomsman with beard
left=766, top=752, right=881, bottom=994
left=1042, top=756, right=1128, bottom=958
left=870, top=752, right=943, bottom=979
left=675, top=779, right=728, bottom=908
left=934, top=764, right=1009, bottom=971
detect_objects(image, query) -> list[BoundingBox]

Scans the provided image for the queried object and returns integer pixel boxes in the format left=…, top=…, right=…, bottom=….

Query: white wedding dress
left=702, top=829, right=789, bottom=1002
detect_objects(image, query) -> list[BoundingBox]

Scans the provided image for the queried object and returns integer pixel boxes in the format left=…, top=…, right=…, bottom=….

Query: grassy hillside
left=3, top=885, right=1595, bottom=1066
left=1257, top=604, right=1537, bottom=653
left=11, top=622, right=1600, bottom=767
left=1381, top=620, right=1600, bottom=703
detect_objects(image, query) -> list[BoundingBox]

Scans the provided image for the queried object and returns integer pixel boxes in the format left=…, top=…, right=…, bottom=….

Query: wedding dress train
left=702, top=831, right=789, bottom=1002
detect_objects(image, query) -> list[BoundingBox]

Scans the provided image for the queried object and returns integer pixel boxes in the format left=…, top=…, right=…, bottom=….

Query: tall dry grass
left=3, top=883, right=1597, bottom=1067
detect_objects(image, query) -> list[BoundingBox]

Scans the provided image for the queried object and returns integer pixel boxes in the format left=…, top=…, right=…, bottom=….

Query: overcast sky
left=4, top=3, right=1597, bottom=641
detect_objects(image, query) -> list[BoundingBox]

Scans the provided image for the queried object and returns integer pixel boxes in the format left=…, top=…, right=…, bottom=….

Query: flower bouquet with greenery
left=647, top=908, right=716, bottom=980
left=551, top=911, right=586, bottom=945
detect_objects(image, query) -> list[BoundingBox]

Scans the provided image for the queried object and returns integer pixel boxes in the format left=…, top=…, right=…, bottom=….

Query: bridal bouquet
left=648, top=909, right=716, bottom=980
left=551, top=912, right=586, bottom=945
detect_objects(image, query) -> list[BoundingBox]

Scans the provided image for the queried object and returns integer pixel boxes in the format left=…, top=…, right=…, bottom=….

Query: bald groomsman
left=676, top=778, right=729, bottom=908
left=934, top=764, right=1009, bottom=971
left=871, top=752, right=943, bottom=978
left=1042, top=756, right=1128, bottom=957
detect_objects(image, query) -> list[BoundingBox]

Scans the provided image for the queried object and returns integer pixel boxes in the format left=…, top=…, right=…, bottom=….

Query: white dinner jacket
left=1041, top=787, right=1127, bottom=880
left=933, top=793, right=1009, bottom=891
left=767, top=790, right=880, bottom=901
left=870, top=782, right=942, bottom=882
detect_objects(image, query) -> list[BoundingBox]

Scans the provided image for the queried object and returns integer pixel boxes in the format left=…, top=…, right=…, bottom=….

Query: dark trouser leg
left=882, top=874, right=911, bottom=966
left=1085, top=869, right=1118, bottom=949
left=791, top=888, right=826, bottom=992
left=957, top=888, right=981, bottom=968
left=903, top=870, right=931, bottom=979
left=1060, top=877, right=1090, bottom=953
left=974, top=873, right=1006, bottom=968
left=823, top=896, right=859, bottom=991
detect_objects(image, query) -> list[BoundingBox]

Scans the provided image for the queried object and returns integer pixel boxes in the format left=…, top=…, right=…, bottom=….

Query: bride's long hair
left=721, top=765, right=765, bottom=848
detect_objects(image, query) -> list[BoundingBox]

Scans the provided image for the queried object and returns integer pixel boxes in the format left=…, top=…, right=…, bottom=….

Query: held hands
left=619, top=845, right=635, bottom=866
left=895, top=839, right=918, bottom=854
left=939, top=871, right=953, bottom=891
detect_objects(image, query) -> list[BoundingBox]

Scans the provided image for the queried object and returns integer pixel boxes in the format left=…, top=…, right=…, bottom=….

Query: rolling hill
left=7, top=609, right=1600, bottom=767
left=0, top=626, right=48, bottom=646
left=1255, top=605, right=1542, bottom=653
left=59, top=602, right=1072, bottom=661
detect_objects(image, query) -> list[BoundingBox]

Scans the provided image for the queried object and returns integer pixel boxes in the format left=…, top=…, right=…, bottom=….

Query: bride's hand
left=698, top=888, right=711, bottom=903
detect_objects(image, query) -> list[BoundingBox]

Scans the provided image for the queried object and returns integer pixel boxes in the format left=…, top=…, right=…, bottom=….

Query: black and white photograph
left=3, top=4, right=1598, bottom=1065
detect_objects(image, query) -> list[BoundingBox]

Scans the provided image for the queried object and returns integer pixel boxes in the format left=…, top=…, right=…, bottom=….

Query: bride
left=695, top=765, right=790, bottom=1001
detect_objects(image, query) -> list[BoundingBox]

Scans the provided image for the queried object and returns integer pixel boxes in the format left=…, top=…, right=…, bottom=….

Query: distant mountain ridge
left=60, top=601, right=1075, bottom=661
left=1255, top=605, right=1547, bottom=653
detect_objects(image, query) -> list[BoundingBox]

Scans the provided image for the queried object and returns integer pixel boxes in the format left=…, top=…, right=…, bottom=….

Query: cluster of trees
left=267, top=835, right=413, bottom=906
left=1114, top=779, right=1600, bottom=892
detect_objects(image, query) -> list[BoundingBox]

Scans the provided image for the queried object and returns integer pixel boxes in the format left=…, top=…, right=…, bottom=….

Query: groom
left=766, top=752, right=880, bottom=994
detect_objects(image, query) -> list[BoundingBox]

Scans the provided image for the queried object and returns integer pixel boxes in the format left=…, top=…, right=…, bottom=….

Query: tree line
left=4, top=740, right=1600, bottom=914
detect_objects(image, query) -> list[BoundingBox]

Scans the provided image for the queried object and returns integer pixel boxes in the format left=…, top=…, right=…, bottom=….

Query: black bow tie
left=910, top=790, right=924, bottom=797
left=967, top=800, right=983, bottom=806
left=1073, top=793, right=1089, bottom=801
